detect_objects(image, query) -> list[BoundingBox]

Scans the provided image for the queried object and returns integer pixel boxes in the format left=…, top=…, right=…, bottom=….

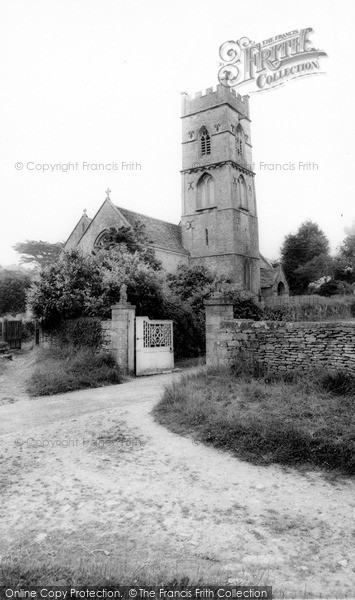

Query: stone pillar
left=110, top=301, right=136, bottom=374
left=204, top=293, right=234, bottom=367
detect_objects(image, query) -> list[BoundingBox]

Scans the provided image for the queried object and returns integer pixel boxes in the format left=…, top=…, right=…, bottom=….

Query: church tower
left=181, top=84, right=260, bottom=294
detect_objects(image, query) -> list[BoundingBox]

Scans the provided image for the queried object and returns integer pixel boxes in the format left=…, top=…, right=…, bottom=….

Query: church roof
left=117, top=206, right=188, bottom=255
left=260, top=253, right=277, bottom=288
left=260, top=268, right=275, bottom=288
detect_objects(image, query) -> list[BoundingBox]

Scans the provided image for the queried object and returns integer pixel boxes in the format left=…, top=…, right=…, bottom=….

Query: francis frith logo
left=218, top=28, right=327, bottom=93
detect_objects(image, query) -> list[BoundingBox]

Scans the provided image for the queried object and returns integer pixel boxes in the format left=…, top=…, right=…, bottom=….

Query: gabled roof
left=260, top=253, right=277, bottom=288
left=63, top=213, right=92, bottom=250
left=260, top=254, right=274, bottom=270
left=117, top=206, right=188, bottom=255
left=260, top=268, right=275, bottom=288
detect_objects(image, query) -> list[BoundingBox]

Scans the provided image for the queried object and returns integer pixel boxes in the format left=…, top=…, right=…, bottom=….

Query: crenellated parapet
left=181, top=83, right=250, bottom=119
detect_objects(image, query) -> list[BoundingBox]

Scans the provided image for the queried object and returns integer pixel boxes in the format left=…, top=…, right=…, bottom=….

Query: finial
left=105, top=187, right=111, bottom=199
left=83, top=208, right=87, bottom=216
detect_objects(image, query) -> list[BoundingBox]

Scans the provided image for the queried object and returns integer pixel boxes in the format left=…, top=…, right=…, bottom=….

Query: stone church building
left=64, top=84, right=288, bottom=298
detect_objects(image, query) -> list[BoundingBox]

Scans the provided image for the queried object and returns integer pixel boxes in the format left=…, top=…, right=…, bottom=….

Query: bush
left=0, top=341, right=10, bottom=354
left=0, top=269, right=32, bottom=316
left=233, top=297, right=264, bottom=320
left=27, top=346, right=123, bottom=396
left=54, top=317, right=103, bottom=348
left=263, top=306, right=287, bottom=321
left=159, top=297, right=205, bottom=360
left=21, top=320, right=35, bottom=342
left=321, top=370, right=355, bottom=396
left=318, top=279, right=340, bottom=296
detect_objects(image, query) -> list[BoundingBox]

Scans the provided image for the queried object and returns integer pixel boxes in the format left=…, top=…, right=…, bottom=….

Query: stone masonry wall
left=205, top=294, right=355, bottom=372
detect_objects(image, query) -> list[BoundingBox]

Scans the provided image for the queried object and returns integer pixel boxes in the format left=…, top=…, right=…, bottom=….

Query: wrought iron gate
left=135, top=316, right=174, bottom=376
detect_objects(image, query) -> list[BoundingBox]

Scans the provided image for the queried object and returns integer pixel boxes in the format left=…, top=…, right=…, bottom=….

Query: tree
left=29, top=247, right=165, bottom=329
left=97, top=224, right=162, bottom=271
left=333, top=234, right=355, bottom=285
left=13, top=240, right=63, bottom=269
left=0, top=269, right=32, bottom=316
left=338, top=234, right=355, bottom=260
left=167, top=264, right=233, bottom=313
left=280, top=221, right=330, bottom=294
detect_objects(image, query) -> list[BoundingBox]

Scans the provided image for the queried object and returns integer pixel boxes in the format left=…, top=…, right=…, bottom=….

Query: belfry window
left=197, top=173, right=215, bottom=209
left=200, top=126, right=211, bottom=156
left=205, top=228, right=209, bottom=245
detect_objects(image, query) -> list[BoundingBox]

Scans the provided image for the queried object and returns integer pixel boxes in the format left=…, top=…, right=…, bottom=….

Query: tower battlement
left=181, top=83, right=249, bottom=119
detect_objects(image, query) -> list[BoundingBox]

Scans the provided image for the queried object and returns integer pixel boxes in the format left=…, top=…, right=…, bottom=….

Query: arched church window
left=199, top=126, right=211, bottom=156
left=235, top=125, right=244, bottom=157
left=238, top=175, right=248, bottom=209
left=93, top=229, right=111, bottom=252
left=205, top=228, right=209, bottom=245
left=197, top=173, right=215, bottom=209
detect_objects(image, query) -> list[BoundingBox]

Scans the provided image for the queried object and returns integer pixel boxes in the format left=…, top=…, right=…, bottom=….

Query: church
left=64, top=83, right=288, bottom=299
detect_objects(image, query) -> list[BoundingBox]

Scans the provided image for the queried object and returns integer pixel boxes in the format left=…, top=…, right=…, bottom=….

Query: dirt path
left=0, top=355, right=355, bottom=597
left=0, top=346, right=35, bottom=404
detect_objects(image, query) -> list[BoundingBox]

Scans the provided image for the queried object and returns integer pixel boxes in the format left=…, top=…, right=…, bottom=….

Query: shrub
left=263, top=306, right=287, bottom=321
left=0, top=341, right=10, bottom=354
left=0, top=269, right=32, bottom=316
left=27, top=346, right=123, bottom=396
left=55, top=317, right=103, bottom=349
left=318, top=279, right=340, bottom=296
left=21, top=320, right=35, bottom=342
left=233, top=296, right=264, bottom=320
left=159, top=297, right=205, bottom=360
left=320, top=370, right=355, bottom=396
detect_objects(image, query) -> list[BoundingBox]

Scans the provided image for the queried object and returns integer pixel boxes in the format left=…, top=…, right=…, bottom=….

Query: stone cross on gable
left=105, top=188, right=111, bottom=199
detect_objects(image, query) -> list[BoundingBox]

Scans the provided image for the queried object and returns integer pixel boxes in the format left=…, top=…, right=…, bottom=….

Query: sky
left=0, top=0, right=354, bottom=266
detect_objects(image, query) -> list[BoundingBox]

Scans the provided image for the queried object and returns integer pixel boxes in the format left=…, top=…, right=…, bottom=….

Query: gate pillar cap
left=111, top=302, right=136, bottom=309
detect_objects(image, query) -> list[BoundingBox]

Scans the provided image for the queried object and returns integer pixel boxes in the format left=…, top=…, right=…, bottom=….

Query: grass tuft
left=153, top=364, right=355, bottom=476
left=27, top=346, right=124, bottom=396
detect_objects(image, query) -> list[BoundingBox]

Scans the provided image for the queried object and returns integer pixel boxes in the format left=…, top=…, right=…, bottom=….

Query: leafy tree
left=29, top=251, right=106, bottom=328
left=280, top=221, right=330, bottom=294
left=14, top=240, right=63, bottom=269
left=96, top=246, right=165, bottom=316
left=333, top=234, right=355, bottom=284
left=28, top=249, right=205, bottom=358
left=29, top=246, right=166, bottom=329
left=98, top=225, right=162, bottom=271
left=0, top=269, right=32, bottom=316
left=338, top=234, right=355, bottom=260
left=29, top=219, right=165, bottom=329
left=167, top=264, right=232, bottom=313
left=296, top=254, right=334, bottom=292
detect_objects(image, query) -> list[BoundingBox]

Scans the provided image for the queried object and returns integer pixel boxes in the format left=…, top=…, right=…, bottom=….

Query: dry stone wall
left=205, top=294, right=355, bottom=372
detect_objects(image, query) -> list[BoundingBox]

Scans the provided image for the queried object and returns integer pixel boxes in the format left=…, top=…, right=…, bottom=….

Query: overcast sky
left=0, top=0, right=354, bottom=266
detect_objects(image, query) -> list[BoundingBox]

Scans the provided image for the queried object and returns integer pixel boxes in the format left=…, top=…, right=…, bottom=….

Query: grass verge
left=0, top=559, right=235, bottom=590
left=153, top=364, right=355, bottom=475
left=27, top=346, right=124, bottom=396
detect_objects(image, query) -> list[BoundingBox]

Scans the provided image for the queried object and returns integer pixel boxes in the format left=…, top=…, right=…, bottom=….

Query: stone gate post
left=110, top=300, right=136, bottom=374
left=204, top=292, right=234, bottom=367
